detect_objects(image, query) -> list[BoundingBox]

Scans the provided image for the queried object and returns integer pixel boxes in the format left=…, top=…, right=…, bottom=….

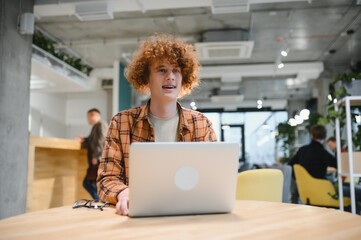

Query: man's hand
left=91, top=157, right=98, bottom=165
left=116, top=188, right=129, bottom=216
left=74, top=135, right=84, bottom=142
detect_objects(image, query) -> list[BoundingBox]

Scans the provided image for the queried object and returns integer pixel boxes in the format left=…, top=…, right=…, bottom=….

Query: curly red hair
left=125, top=34, right=200, bottom=97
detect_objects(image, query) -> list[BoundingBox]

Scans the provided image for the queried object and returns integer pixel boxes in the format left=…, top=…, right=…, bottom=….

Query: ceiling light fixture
left=277, top=63, right=284, bottom=69
left=300, top=109, right=310, bottom=120
left=281, top=50, right=288, bottom=57
left=190, top=101, right=197, bottom=110
left=288, top=118, right=297, bottom=127
left=222, top=125, right=231, bottom=130
left=295, top=115, right=304, bottom=125
left=257, top=99, right=263, bottom=109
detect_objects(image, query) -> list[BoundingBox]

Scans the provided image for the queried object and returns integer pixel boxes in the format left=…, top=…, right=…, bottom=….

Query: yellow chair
left=236, top=169, right=283, bottom=202
left=293, top=164, right=350, bottom=207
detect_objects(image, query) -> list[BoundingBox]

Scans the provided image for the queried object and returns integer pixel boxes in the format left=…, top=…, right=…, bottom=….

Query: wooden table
left=1, top=201, right=360, bottom=239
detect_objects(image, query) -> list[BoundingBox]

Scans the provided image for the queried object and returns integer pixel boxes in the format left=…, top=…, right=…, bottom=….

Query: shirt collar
left=136, top=100, right=191, bottom=133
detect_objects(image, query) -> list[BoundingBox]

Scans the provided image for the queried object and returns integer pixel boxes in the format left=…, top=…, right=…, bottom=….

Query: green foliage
left=306, top=112, right=323, bottom=130
left=353, top=125, right=361, bottom=151
left=334, top=72, right=361, bottom=85
left=326, top=72, right=361, bottom=150
left=33, top=31, right=92, bottom=75
left=276, top=122, right=296, bottom=160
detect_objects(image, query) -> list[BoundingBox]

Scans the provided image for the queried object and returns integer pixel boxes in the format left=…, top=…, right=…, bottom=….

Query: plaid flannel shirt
left=97, top=101, right=217, bottom=204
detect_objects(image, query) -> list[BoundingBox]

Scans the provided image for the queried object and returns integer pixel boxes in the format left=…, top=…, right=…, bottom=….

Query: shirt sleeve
left=91, top=123, right=106, bottom=158
left=204, top=118, right=217, bottom=142
left=97, top=116, right=128, bottom=204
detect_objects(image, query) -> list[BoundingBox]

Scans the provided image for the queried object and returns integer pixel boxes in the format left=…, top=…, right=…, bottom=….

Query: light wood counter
left=1, top=200, right=360, bottom=239
left=27, top=136, right=90, bottom=212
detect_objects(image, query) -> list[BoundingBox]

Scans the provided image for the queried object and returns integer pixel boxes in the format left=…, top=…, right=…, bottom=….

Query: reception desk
left=27, top=136, right=90, bottom=212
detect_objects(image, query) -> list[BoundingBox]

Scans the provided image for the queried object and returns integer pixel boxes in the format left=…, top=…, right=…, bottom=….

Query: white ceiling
left=32, top=0, right=361, bottom=110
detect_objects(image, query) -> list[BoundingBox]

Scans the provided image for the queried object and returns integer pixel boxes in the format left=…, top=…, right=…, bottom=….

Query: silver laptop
left=128, top=142, right=239, bottom=217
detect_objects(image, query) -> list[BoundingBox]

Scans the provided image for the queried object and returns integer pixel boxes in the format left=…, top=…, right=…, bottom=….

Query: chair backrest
left=293, top=164, right=339, bottom=207
left=236, top=169, right=283, bottom=202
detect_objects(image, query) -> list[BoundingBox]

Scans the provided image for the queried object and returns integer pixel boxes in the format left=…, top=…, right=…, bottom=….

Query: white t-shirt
left=149, top=112, right=179, bottom=142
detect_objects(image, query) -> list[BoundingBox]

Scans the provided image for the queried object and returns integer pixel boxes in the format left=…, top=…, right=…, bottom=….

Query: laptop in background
left=128, top=142, right=239, bottom=217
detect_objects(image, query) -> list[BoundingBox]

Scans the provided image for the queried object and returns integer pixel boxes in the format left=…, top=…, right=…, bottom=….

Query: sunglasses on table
left=72, top=199, right=110, bottom=211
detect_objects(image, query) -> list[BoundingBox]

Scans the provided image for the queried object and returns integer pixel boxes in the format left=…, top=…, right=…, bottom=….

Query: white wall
left=66, top=91, right=108, bottom=139
left=29, top=90, right=109, bottom=139
left=30, top=92, right=67, bottom=138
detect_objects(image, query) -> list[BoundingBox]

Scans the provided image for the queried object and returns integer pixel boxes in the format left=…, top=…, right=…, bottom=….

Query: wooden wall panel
left=27, top=137, right=91, bottom=212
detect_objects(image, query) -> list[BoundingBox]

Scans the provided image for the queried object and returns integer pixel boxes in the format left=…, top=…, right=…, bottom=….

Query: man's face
left=327, top=140, right=336, bottom=151
left=147, top=59, right=182, bottom=103
left=87, top=111, right=100, bottom=126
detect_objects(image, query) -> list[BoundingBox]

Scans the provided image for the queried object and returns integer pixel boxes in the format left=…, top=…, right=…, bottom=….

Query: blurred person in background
left=326, top=137, right=337, bottom=154
left=290, top=125, right=337, bottom=179
left=289, top=125, right=337, bottom=203
left=77, top=108, right=107, bottom=201
left=290, top=125, right=361, bottom=211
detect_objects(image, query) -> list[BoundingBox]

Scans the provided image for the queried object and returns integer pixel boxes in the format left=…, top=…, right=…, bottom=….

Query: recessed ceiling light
left=277, top=63, right=284, bottom=69
left=269, top=11, right=277, bottom=16
left=288, top=118, right=297, bottom=126
left=281, top=50, right=288, bottom=57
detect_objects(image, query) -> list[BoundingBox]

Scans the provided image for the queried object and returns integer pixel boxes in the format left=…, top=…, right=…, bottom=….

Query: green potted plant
left=276, top=122, right=296, bottom=164
left=33, top=31, right=93, bottom=75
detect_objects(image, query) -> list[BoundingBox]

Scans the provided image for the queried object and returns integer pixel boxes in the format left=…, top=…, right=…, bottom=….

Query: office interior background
left=1, top=0, right=361, bottom=218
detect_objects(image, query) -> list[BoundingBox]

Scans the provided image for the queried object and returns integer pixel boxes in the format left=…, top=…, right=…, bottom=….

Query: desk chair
left=293, top=164, right=351, bottom=207
left=236, top=169, right=283, bottom=202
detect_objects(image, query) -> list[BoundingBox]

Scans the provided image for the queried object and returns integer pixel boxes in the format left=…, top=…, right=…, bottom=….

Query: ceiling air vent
left=101, top=79, right=113, bottom=89
left=211, top=0, right=249, bottom=14
left=195, top=41, right=254, bottom=61
left=75, top=2, right=114, bottom=21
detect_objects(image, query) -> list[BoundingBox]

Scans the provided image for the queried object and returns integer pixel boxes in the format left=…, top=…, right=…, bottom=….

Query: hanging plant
left=32, top=31, right=93, bottom=75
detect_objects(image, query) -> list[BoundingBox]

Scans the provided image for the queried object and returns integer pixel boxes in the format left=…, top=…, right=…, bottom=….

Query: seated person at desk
left=97, top=34, right=217, bottom=216
left=290, top=125, right=361, bottom=206
left=326, top=137, right=337, bottom=154
left=290, top=125, right=337, bottom=179
left=326, top=136, right=346, bottom=156
left=326, top=137, right=342, bottom=178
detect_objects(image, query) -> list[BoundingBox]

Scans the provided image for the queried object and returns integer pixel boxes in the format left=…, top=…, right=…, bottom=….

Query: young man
left=289, top=125, right=336, bottom=203
left=78, top=108, right=107, bottom=201
left=290, top=125, right=337, bottom=179
left=97, top=34, right=217, bottom=215
left=326, top=137, right=337, bottom=154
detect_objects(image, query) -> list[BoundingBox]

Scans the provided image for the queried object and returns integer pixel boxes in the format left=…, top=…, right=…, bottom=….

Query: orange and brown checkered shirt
left=97, top=101, right=217, bottom=204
